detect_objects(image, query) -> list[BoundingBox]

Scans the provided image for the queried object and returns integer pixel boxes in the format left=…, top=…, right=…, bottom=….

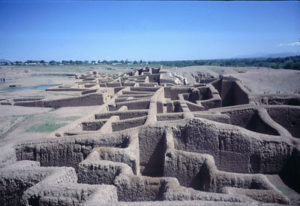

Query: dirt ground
left=165, top=66, right=300, bottom=94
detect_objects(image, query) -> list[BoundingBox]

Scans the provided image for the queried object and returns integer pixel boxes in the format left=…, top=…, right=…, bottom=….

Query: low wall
left=157, top=113, right=184, bottom=121
left=15, top=93, right=105, bottom=108
left=114, top=175, right=166, bottom=201
left=78, top=160, right=133, bottom=185
left=82, top=120, right=106, bottom=131
left=130, top=87, right=159, bottom=92
left=116, top=100, right=150, bottom=110
left=112, top=117, right=147, bottom=132
left=95, top=110, right=148, bottom=120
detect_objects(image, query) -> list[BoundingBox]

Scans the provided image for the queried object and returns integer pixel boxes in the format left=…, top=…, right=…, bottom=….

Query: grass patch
left=25, top=115, right=79, bottom=133
left=26, top=122, right=66, bottom=133
left=61, top=116, right=80, bottom=121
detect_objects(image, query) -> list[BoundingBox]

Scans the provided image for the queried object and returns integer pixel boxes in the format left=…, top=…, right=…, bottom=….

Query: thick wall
left=222, top=109, right=279, bottom=136
left=164, top=87, right=190, bottom=100
left=78, top=160, right=131, bottom=185
left=188, top=87, right=212, bottom=103
left=164, top=149, right=208, bottom=190
left=15, top=136, right=129, bottom=171
left=0, top=170, right=46, bottom=206
left=280, top=148, right=300, bottom=193
left=138, top=126, right=166, bottom=176
left=172, top=119, right=293, bottom=174
left=148, top=74, right=160, bottom=83
left=114, top=175, right=166, bottom=201
left=163, top=148, right=284, bottom=198
left=217, top=79, right=249, bottom=107
left=266, top=106, right=300, bottom=138
left=16, top=142, right=89, bottom=171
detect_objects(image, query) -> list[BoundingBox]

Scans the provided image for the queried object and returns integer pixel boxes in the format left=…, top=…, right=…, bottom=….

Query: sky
left=0, top=0, right=299, bottom=61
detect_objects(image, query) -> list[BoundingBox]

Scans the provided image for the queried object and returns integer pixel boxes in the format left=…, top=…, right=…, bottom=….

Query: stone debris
left=0, top=66, right=299, bottom=206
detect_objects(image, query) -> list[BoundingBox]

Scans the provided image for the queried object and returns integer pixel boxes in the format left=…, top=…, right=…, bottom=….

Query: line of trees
left=1, top=56, right=299, bottom=70
left=148, top=56, right=300, bottom=70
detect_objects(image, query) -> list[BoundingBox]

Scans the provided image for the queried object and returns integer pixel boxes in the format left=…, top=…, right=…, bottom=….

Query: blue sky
left=0, top=1, right=299, bottom=61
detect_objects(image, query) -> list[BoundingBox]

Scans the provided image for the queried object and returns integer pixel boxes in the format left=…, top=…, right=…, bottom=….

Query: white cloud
left=278, top=42, right=300, bottom=47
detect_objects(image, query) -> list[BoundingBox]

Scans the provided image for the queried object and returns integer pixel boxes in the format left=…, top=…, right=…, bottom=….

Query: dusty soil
left=165, top=66, right=300, bottom=94
left=230, top=68, right=300, bottom=94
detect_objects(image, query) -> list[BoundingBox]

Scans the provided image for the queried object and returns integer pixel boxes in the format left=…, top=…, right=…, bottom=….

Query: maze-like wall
left=1, top=67, right=300, bottom=205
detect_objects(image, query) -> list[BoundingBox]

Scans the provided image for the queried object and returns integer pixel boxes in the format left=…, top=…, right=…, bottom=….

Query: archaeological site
left=0, top=66, right=299, bottom=206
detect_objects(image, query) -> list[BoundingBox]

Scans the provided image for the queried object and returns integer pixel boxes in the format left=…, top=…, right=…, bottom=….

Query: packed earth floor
left=0, top=66, right=300, bottom=206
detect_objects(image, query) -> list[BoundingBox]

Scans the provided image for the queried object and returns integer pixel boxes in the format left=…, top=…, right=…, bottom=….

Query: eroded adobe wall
left=266, top=106, right=300, bottom=138
left=114, top=175, right=167, bottom=201
left=280, top=147, right=300, bottom=193
left=138, top=126, right=166, bottom=176
left=164, top=149, right=210, bottom=190
left=0, top=164, right=47, bottom=206
left=15, top=135, right=129, bottom=171
left=164, top=87, right=190, bottom=100
left=215, top=79, right=249, bottom=107
left=112, top=117, right=147, bottom=132
left=222, top=108, right=279, bottom=135
left=172, top=119, right=293, bottom=174
left=188, top=87, right=212, bottom=103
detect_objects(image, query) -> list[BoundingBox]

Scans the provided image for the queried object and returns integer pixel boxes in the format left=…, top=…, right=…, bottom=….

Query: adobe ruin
left=0, top=67, right=299, bottom=206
